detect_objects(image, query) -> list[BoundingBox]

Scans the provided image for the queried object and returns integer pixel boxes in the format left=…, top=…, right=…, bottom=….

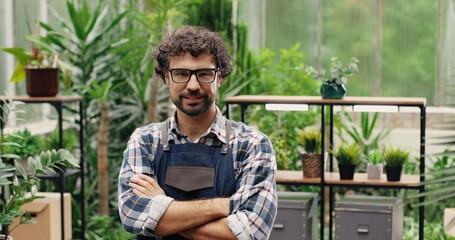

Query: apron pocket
left=165, top=166, right=215, bottom=192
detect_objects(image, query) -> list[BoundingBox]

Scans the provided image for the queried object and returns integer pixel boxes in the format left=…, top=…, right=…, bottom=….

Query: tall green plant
left=337, top=110, right=391, bottom=155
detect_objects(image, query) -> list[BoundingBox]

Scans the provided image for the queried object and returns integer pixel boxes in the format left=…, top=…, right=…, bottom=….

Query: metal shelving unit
left=0, top=96, right=85, bottom=240
left=226, top=95, right=426, bottom=240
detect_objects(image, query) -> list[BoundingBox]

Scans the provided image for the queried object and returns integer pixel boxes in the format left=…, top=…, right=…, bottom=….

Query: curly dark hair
left=154, top=25, right=232, bottom=82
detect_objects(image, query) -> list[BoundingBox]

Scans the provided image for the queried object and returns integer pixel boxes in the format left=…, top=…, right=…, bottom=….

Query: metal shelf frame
left=225, top=95, right=426, bottom=240
left=0, top=96, right=85, bottom=240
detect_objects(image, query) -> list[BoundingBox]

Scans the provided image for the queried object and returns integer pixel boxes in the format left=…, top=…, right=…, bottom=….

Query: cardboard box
left=9, top=192, right=72, bottom=240
left=445, top=208, right=455, bottom=237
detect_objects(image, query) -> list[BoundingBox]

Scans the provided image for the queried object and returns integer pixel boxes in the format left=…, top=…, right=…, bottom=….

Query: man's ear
left=163, top=71, right=170, bottom=86
left=217, top=74, right=223, bottom=87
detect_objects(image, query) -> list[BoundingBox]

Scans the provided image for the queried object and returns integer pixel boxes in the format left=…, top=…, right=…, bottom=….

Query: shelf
left=226, top=95, right=426, bottom=240
left=36, top=169, right=81, bottom=180
left=277, top=170, right=420, bottom=188
left=226, top=95, right=427, bottom=106
left=0, top=95, right=85, bottom=240
left=0, top=95, right=83, bottom=103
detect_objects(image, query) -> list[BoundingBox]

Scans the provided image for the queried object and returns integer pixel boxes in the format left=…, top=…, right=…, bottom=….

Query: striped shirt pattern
left=118, top=108, right=277, bottom=239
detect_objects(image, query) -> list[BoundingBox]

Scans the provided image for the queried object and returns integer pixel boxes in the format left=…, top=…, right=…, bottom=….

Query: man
left=118, top=25, right=277, bottom=240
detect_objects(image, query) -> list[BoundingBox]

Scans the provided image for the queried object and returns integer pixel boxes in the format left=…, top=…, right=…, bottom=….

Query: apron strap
left=161, top=120, right=170, bottom=151
left=221, top=120, right=232, bottom=155
left=161, top=119, right=232, bottom=154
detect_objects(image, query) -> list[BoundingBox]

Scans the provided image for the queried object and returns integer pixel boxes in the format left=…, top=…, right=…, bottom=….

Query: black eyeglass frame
left=168, top=68, right=219, bottom=84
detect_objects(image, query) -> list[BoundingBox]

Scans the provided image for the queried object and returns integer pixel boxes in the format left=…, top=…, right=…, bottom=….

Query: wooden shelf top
left=277, top=170, right=420, bottom=187
left=226, top=95, right=426, bottom=106
left=0, top=95, right=83, bottom=103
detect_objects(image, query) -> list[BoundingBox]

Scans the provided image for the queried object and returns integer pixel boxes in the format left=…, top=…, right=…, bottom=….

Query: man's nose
left=186, top=74, right=201, bottom=89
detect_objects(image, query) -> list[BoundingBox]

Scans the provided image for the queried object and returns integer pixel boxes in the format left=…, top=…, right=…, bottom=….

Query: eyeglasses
left=168, top=68, right=219, bottom=84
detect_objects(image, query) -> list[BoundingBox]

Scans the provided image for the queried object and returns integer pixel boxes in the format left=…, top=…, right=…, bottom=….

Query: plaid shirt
left=118, top=108, right=277, bottom=239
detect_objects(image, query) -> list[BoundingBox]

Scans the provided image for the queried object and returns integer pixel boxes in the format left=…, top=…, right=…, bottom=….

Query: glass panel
left=0, top=1, right=6, bottom=92
left=265, top=0, right=318, bottom=67
left=323, top=0, right=376, bottom=97
left=381, top=0, right=437, bottom=104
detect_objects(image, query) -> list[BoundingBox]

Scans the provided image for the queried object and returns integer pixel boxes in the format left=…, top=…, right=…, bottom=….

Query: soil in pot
left=385, top=165, right=403, bottom=181
left=300, top=153, right=321, bottom=178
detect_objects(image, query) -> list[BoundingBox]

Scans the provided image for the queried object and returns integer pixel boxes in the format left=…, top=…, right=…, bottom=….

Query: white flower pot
left=367, top=163, right=383, bottom=179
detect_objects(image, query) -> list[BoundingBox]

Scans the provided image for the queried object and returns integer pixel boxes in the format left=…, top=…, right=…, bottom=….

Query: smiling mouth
left=184, top=95, right=203, bottom=104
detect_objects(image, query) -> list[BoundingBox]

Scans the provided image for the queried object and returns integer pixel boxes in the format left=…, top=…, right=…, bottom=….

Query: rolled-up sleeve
left=228, top=133, right=277, bottom=240
left=118, top=127, right=174, bottom=236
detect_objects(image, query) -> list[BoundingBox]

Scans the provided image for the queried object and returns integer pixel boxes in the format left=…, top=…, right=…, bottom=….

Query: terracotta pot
left=25, top=68, right=59, bottom=97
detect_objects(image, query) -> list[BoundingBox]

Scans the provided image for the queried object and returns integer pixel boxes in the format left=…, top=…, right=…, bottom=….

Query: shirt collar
left=168, top=106, right=228, bottom=144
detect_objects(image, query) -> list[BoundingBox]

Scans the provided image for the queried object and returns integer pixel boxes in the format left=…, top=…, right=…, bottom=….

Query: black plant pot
left=385, top=165, right=403, bottom=181
left=338, top=164, right=356, bottom=180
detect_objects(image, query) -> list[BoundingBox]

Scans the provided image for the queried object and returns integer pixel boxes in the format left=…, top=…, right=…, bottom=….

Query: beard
left=172, top=90, right=214, bottom=117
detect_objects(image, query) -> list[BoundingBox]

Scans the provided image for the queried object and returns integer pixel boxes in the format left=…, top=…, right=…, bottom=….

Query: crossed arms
left=129, top=174, right=236, bottom=239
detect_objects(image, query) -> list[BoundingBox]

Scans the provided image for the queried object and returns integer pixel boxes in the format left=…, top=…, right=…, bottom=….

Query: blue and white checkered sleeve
left=118, top=127, right=174, bottom=237
left=228, top=133, right=278, bottom=240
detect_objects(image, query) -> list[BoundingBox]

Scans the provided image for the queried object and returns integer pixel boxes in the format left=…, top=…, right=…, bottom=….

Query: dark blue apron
left=137, top=120, right=236, bottom=240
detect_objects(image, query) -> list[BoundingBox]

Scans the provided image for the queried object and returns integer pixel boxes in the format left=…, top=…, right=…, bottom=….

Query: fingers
left=129, top=174, right=166, bottom=196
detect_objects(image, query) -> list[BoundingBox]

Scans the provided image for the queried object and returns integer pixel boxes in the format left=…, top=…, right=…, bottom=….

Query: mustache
left=182, top=90, right=204, bottom=97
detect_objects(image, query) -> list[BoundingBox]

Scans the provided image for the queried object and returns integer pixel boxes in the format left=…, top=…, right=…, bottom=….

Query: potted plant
left=304, top=57, right=359, bottom=99
left=383, top=146, right=409, bottom=182
left=331, top=142, right=361, bottom=180
left=0, top=22, right=63, bottom=97
left=297, top=128, right=322, bottom=178
left=0, top=96, right=79, bottom=239
left=365, top=149, right=383, bottom=179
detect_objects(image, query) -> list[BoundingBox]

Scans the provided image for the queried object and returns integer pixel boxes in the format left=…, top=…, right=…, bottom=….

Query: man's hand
left=129, top=174, right=234, bottom=238
left=129, top=174, right=166, bottom=197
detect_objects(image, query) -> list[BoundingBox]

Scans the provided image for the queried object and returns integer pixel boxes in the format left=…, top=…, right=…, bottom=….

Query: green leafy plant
left=2, top=129, right=43, bottom=159
left=43, top=127, right=78, bottom=153
left=0, top=96, right=79, bottom=238
left=296, top=128, right=321, bottom=153
left=337, top=111, right=391, bottom=155
left=304, top=56, right=359, bottom=85
left=383, top=146, right=409, bottom=166
left=270, top=135, right=290, bottom=170
left=365, top=149, right=383, bottom=165
left=331, top=142, right=361, bottom=165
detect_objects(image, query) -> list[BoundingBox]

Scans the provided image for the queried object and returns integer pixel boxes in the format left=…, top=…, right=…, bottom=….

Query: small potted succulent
left=331, top=142, right=361, bottom=180
left=383, top=146, right=409, bottom=182
left=297, top=128, right=322, bottom=178
left=304, top=57, right=359, bottom=99
left=365, top=149, right=383, bottom=179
